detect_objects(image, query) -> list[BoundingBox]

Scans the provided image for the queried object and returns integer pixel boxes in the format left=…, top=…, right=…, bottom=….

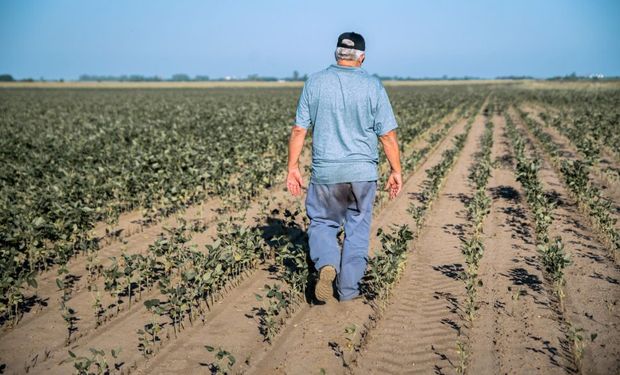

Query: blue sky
left=1, top=0, right=618, bottom=79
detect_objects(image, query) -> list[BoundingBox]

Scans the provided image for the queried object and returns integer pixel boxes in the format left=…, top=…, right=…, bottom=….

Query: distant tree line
left=0, top=74, right=39, bottom=82
left=373, top=74, right=484, bottom=81
left=77, top=71, right=309, bottom=82
left=495, top=75, right=534, bottom=80
left=77, top=74, right=212, bottom=82
left=3, top=72, right=619, bottom=83
left=546, top=72, right=619, bottom=81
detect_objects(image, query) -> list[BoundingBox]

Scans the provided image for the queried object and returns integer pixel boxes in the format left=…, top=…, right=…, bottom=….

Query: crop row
left=511, top=88, right=620, bottom=161
left=504, top=104, right=605, bottom=371
left=461, top=116, right=494, bottom=322
left=57, top=208, right=307, bottom=374
left=452, top=111, right=494, bottom=374
left=515, top=109, right=620, bottom=258
left=335, top=111, right=477, bottom=372
left=504, top=112, right=570, bottom=295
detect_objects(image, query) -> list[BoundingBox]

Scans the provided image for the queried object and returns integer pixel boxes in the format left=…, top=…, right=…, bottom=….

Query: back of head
left=335, top=32, right=366, bottom=65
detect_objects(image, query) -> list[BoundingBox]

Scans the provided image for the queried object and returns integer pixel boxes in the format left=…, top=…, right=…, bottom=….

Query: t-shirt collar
left=329, top=64, right=363, bottom=72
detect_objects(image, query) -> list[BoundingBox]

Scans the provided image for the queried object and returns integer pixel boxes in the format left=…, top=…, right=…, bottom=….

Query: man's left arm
left=379, top=130, right=402, bottom=199
left=287, top=126, right=307, bottom=196
left=374, top=83, right=402, bottom=199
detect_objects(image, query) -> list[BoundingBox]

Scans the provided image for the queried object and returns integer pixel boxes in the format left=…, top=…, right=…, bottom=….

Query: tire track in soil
left=468, top=114, right=571, bottom=374
left=509, top=107, right=620, bottom=375
left=145, top=107, right=476, bottom=375
left=351, top=109, right=487, bottom=375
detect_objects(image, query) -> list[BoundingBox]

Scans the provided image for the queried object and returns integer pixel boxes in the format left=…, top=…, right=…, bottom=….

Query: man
left=287, top=32, right=402, bottom=302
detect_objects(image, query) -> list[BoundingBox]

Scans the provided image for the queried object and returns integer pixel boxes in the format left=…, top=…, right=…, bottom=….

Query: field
left=0, top=81, right=619, bottom=374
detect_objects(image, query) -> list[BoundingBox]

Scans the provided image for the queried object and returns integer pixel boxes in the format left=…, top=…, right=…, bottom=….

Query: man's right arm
left=379, top=130, right=402, bottom=199
left=288, top=80, right=311, bottom=196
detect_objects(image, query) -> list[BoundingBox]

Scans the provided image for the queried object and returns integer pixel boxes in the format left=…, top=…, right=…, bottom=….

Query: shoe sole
left=315, top=266, right=336, bottom=302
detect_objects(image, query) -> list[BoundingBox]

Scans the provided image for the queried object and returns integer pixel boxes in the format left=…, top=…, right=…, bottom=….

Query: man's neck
left=336, top=60, right=362, bottom=68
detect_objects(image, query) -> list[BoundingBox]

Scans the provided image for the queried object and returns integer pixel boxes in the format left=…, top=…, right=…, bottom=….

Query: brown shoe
left=315, top=266, right=336, bottom=302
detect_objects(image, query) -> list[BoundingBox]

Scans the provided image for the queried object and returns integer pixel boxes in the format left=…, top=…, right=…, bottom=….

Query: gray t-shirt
left=295, top=64, right=398, bottom=184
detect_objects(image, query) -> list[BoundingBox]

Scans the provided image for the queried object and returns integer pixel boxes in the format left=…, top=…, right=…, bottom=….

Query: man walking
left=287, top=32, right=403, bottom=302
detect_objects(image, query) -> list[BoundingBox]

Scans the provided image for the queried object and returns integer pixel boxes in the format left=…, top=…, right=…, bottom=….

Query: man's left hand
left=287, top=167, right=304, bottom=196
left=387, top=170, right=402, bottom=199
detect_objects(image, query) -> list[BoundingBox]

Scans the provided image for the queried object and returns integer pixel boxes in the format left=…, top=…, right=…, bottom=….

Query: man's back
left=295, top=64, right=397, bottom=184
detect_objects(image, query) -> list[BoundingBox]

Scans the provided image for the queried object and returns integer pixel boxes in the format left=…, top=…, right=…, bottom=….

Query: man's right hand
left=387, top=170, right=402, bottom=199
left=287, top=167, right=304, bottom=196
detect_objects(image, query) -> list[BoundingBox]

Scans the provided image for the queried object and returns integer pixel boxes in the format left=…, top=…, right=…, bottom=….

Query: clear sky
left=1, top=0, right=618, bottom=80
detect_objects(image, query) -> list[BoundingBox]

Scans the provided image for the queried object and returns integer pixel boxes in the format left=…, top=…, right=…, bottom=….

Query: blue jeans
left=305, top=181, right=377, bottom=300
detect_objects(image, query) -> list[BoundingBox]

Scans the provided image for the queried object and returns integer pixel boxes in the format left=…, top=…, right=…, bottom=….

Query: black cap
left=337, top=32, right=365, bottom=51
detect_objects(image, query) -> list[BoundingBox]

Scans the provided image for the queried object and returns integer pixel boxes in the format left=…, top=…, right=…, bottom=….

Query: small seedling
left=204, top=346, right=236, bottom=374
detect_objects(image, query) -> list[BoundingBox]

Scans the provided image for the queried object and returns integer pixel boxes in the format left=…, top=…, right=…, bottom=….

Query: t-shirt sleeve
left=294, top=82, right=312, bottom=129
left=373, top=83, right=398, bottom=136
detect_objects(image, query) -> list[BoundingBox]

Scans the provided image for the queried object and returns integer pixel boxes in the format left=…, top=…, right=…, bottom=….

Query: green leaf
left=144, top=299, right=161, bottom=308
left=27, top=277, right=38, bottom=289
left=590, top=333, right=598, bottom=342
